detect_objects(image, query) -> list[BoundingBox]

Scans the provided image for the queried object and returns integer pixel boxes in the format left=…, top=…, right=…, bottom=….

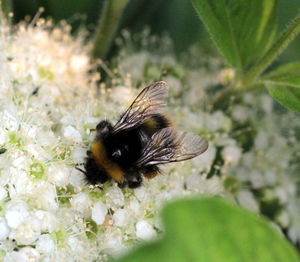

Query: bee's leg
left=87, top=150, right=92, bottom=156
left=75, top=166, right=86, bottom=174
left=142, top=165, right=159, bottom=179
left=118, top=181, right=127, bottom=188
left=126, top=171, right=143, bottom=188
left=95, top=185, right=104, bottom=191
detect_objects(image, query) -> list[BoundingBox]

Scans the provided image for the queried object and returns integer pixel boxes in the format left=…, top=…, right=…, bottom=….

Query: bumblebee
left=77, top=81, right=208, bottom=188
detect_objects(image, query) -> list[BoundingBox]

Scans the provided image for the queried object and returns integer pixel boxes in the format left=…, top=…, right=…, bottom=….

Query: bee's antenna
left=75, top=166, right=86, bottom=174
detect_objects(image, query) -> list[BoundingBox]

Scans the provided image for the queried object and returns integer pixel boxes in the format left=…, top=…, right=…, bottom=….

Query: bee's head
left=96, top=120, right=112, bottom=136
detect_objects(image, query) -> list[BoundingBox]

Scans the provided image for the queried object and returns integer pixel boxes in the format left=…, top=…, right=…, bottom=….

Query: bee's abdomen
left=142, top=114, right=170, bottom=136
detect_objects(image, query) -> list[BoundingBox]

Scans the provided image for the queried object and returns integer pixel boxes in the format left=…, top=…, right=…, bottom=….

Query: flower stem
left=0, top=0, right=12, bottom=24
left=91, top=0, right=129, bottom=61
left=240, top=11, right=300, bottom=86
left=212, top=84, right=264, bottom=110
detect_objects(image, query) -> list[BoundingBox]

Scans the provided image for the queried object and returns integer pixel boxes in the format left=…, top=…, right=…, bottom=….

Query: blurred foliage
left=192, top=0, right=277, bottom=72
left=262, top=62, right=300, bottom=114
left=110, top=197, right=300, bottom=262
left=11, top=0, right=300, bottom=63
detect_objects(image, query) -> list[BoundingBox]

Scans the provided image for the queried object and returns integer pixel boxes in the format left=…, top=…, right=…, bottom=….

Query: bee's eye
left=112, top=149, right=122, bottom=159
left=96, top=120, right=112, bottom=133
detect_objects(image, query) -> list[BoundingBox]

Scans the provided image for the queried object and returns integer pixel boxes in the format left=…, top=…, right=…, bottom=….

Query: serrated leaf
left=110, top=197, right=300, bottom=262
left=262, top=62, right=300, bottom=113
left=192, top=0, right=277, bottom=71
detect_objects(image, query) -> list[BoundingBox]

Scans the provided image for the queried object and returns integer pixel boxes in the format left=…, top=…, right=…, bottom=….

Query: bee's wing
left=136, top=127, right=208, bottom=167
left=112, top=81, right=168, bottom=134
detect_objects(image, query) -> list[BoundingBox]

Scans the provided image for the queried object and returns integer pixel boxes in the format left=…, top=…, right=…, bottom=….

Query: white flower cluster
left=0, top=21, right=223, bottom=261
left=229, top=94, right=300, bottom=243
left=0, top=18, right=299, bottom=261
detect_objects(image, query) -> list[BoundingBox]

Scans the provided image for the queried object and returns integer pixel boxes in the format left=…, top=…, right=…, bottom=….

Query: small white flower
left=0, top=127, right=6, bottom=144
left=207, top=111, right=231, bottom=131
left=107, top=187, right=124, bottom=207
left=192, top=145, right=216, bottom=171
left=128, top=199, right=141, bottom=216
left=260, top=94, right=273, bottom=114
left=198, top=176, right=223, bottom=195
left=48, top=165, right=70, bottom=187
left=8, top=169, right=32, bottom=198
left=134, top=186, right=147, bottom=202
left=68, top=236, right=87, bottom=257
left=9, top=217, right=41, bottom=245
left=119, top=51, right=149, bottom=80
left=0, top=186, right=7, bottom=201
left=288, top=225, right=300, bottom=244
left=217, top=68, right=235, bottom=85
left=102, top=229, right=125, bottom=254
left=277, top=211, right=290, bottom=228
left=110, top=86, right=134, bottom=106
left=113, top=209, right=128, bottom=227
left=165, top=76, right=181, bottom=96
left=36, top=234, right=55, bottom=253
left=184, top=174, right=202, bottom=191
left=12, top=156, right=28, bottom=168
left=63, top=125, right=82, bottom=143
left=222, top=145, right=241, bottom=165
left=25, top=144, right=48, bottom=161
left=71, top=192, right=91, bottom=215
left=275, top=187, right=289, bottom=204
left=237, top=190, right=259, bottom=213
left=91, top=202, right=107, bottom=225
left=18, top=247, right=40, bottom=262
left=70, top=148, right=86, bottom=163
left=22, top=124, right=38, bottom=139
left=242, top=152, right=254, bottom=167
left=30, top=182, right=58, bottom=211
left=254, top=131, right=268, bottom=150
left=5, top=201, right=30, bottom=229
left=0, top=217, right=10, bottom=240
left=69, top=168, right=86, bottom=189
left=1, top=111, right=18, bottom=131
left=36, top=131, right=57, bottom=147
left=248, top=170, right=266, bottom=189
left=232, top=105, right=248, bottom=122
left=136, top=220, right=156, bottom=241
left=264, top=170, right=277, bottom=186
left=70, top=55, right=89, bottom=72
left=4, top=251, right=27, bottom=262
left=35, top=211, right=57, bottom=233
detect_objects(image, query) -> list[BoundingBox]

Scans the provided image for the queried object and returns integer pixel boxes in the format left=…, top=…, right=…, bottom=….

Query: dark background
left=11, top=0, right=300, bottom=63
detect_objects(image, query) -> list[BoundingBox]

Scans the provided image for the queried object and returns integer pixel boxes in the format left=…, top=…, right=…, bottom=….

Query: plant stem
left=212, top=84, right=263, bottom=110
left=240, top=11, right=300, bottom=86
left=91, top=0, right=129, bottom=61
left=213, top=11, right=300, bottom=109
left=0, top=0, right=12, bottom=24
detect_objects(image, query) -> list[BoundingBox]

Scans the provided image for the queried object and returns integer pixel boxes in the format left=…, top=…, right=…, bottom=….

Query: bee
left=77, top=81, right=208, bottom=188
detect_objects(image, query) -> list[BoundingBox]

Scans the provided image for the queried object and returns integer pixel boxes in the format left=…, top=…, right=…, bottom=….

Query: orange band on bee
left=91, top=141, right=124, bottom=182
left=143, top=171, right=158, bottom=179
left=144, top=118, right=158, bottom=129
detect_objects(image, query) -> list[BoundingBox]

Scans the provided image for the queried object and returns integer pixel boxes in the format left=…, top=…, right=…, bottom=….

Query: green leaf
left=110, top=197, right=300, bottom=262
left=262, top=62, right=300, bottom=113
left=192, top=0, right=277, bottom=71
